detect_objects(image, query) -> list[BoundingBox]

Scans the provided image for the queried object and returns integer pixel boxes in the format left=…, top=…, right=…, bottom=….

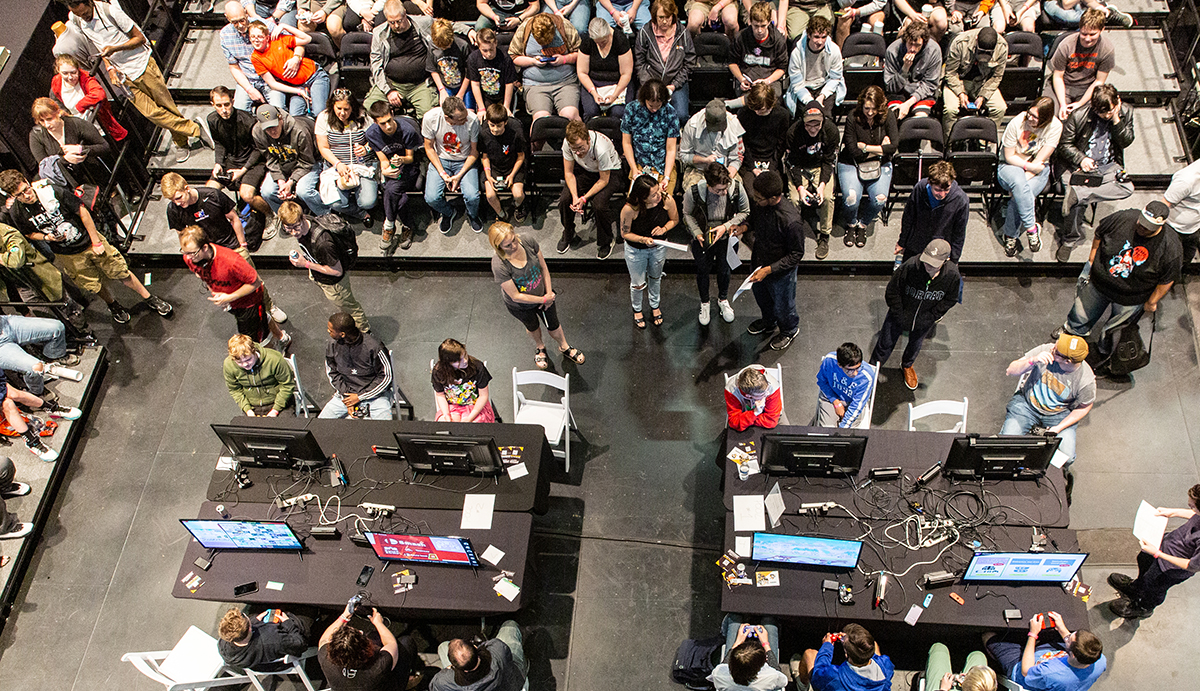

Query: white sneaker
left=26, top=437, right=58, bottom=463
left=263, top=216, right=280, bottom=240
left=174, top=146, right=191, bottom=164
left=1, top=482, right=31, bottom=498
left=698, top=302, right=711, bottom=325
left=277, top=331, right=292, bottom=351
left=45, top=364, right=83, bottom=382
left=269, top=305, right=288, bottom=323
left=718, top=299, right=735, bottom=323
left=0, top=522, right=33, bottom=540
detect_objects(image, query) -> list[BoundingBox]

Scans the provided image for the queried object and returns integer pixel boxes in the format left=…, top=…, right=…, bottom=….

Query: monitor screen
left=364, top=532, right=480, bottom=567
left=392, top=433, right=504, bottom=476
left=212, top=424, right=328, bottom=470
left=180, top=519, right=303, bottom=551
left=962, top=552, right=1088, bottom=583
left=944, top=435, right=1060, bottom=480
left=760, top=433, right=867, bottom=478
left=751, top=532, right=863, bottom=569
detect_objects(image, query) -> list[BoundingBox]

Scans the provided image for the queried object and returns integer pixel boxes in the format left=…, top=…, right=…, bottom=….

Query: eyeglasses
left=333, top=88, right=353, bottom=100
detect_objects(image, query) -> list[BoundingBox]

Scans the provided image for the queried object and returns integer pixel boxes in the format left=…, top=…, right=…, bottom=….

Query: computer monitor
left=759, top=433, right=867, bottom=478
left=750, top=532, right=863, bottom=569
left=212, top=424, right=328, bottom=470
left=943, top=435, right=1060, bottom=480
left=364, top=532, right=481, bottom=567
left=392, top=432, right=504, bottom=476
left=962, top=552, right=1088, bottom=583
left=180, top=519, right=303, bottom=551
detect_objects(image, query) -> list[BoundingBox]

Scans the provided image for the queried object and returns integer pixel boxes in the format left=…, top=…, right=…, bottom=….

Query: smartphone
left=356, top=565, right=375, bottom=587
left=233, top=581, right=258, bottom=597
left=538, top=55, right=555, bottom=63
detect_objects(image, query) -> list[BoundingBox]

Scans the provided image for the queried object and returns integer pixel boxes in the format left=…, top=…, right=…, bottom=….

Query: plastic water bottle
left=861, top=22, right=871, bottom=33
left=873, top=21, right=884, bottom=34
left=922, top=4, right=933, bottom=18
left=894, top=254, right=903, bottom=271
left=737, top=461, right=751, bottom=481
left=618, top=15, right=632, bottom=34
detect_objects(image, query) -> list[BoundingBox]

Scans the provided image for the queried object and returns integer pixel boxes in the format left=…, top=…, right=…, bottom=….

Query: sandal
left=534, top=348, right=549, bottom=370
left=652, top=308, right=663, bottom=327
left=633, top=311, right=646, bottom=329
left=560, top=346, right=586, bottom=364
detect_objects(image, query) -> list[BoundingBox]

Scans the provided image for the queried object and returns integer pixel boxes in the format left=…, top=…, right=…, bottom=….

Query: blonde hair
left=227, top=334, right=256, bottom=359
left=277, top=201, right=304, bottom=225
left=31, top=97, right=62, bottom=122
left=530, top=14, right=555, bottom=45
left=160, top=172, right=187, bottom=199
left=431, top=18, right=454, bottom=49
left=960, top=666, right=998, bottom=691
left=179, top=225, right=208, bottom=249
left=217, top=608, right=250, bottom=643
left=488, top=222, right=519, bottom=259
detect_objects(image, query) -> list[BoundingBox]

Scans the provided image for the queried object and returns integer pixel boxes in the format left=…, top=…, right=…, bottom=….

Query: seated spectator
left=686, top=0, right=740, bottom=38
left=248, top=21, right=331, bottom=117
left=1055, top=84, right=1135, bottom=256
left=814, top=342, right=871, bottom=428
left=479, top=104, right=530, bottom=222
left=50, top=54, right=127, bottom=141
left=944, top=0, right=1012, bottom=37
left=737, top=83, right=790, bottom=184
left=943, top=27, right=1007, bottom=133
left=925, top=643, right=996, bottom=691
left=621, top=79, right=680, bottom=193
left=431, top=622, right=528, bottom=691
left=577, top=18, right=635, bottom=121
left=0, top=315, right=80, bottom=399
left=252, top=104, right=330, bottom=224
left=773, top=0, right=834, bottom=41
left=596, top=0, right=652, bottom=33
left=797, top=623, right=894, bottom=691
left=468, top=29, right=519, bottom=117
left=0, top=368, right=78, bottom=462
left=834, top=0, right=886, bottom=48
left=1001, top=334, right=1093, bottom=467
left=28, top=98, right=111, bottom=188
left=1043, top=0, right=1132, bottom=29
left=560, top=118, right=624, bottom=257
left=366, top=1, right=439, bottom=120
left=1164, top=159, right=1200, bottom=265
left=221, top=1, right=282, bottom=111
left=884, top=19, right=942, bottom=121
left=296, top=0, right=338, bottom=39
left=1049, top=9, right=1114, bottom=122
left=246, top=0, right=299, bottom=27
left=998, top=97, right=1061, bottom=257
left=896, top=160, right=968, bottom=262
left=327, top=0, right=387, bottom=45
left=510, top=12, right=583, bottom=123
left=784, top=15, right=843, bottom=116
left=1011, top=0, right=1042, bottom=31
left=984, top=613, right=1106, bottom=691
left=431, top=338, right=496, bottom=422
left=838, top=85, right=897, bottom=247
left=724, top=364, right=781, bottom=430
left=279, top=201, right=372, bottom=332
left=0, top=220, right=77, bottom=318
left=893, top=0, right=951, bottom=46
left=217, top=607, right=311, bottom=672
left=476, top=0, right=539, bottom=31
left=224, top=334, right=296, bottom=417
left=366, top=101, right=422, bottom=251
left=319, top=604, right=418, bottom=691
left=620, top=174, right=678, bottom=328
left=681, top=100, right=744, bottom=190
left=746, top=171, right=805, bottom=350
left=316, top=88, right=377, bottom=225
left=710, top=615, right=787, bottom=690
left=0, top=169, right=173, bottom=325
left=634, top=0, right=694, bottom=125
left=544, top=0, right=592, bottom=35
left=422, top=96, right=483, bottom=232
left=785, top=104, right=838, bottom=258
left=684, top=162, right=749, bottom=323
left=727, top=2, right=788, bottom=108
left=320, top=312, right=393, bottom=419
left=429, top=18, right=473, bottom=108
left=1, top=457, right=35, bottom=549
left=207, top=86, right=273, bottom=224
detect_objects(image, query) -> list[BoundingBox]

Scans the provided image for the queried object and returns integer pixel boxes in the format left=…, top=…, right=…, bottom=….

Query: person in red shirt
left=50, top=54, right=127, bottom=141
left=248, top=21, right=331, bottom=118
left=180, top=225, right=290, bottom=350
left=725, top=364, right=782, bottom=431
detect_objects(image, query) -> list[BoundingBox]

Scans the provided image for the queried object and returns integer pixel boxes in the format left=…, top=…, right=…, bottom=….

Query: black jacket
left=218, top=618, right=309, bottom=672
left=886, top=256, right=962, bottom=333
left=325, top=332, right=392, bottom=399
left=898, top=179, right=969, bottom=262
left=1056, top=102, right=1135, bottom=170
left=749, top=198, right=806, bottom=273
left=785, top=117, right=839, bottom=185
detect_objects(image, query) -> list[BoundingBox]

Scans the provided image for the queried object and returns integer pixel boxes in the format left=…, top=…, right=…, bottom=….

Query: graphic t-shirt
left=1050, top=33, right=1115, bottom=101
left=491, top=237, right=545, bottom=308
left=166, top=186, right=238, bottom=249
left=9, top=184, right=90, bottom=255
left=1089, top=209, right=1184, bottom=305
left=732, top=25, right=788, bottom=83
left=1017, top=344, right=1097, bottom=415
left=466, top=51, right=519, bottom=105
left=427, top=36, right=471, bottom=92
left=479, top=119, right=529, bottom=177
left=1002, top=112, right=1063, bottom=162
left=431, top=362, right=493, bottom=406
left=421, top=108, right=480, bottom=162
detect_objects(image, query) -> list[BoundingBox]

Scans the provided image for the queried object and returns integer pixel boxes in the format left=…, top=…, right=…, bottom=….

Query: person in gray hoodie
left=634, top=0, right=695, bottom=126
left=883, top=19, right=943, bottom=121
left=251, top=104, right=329, bottom=218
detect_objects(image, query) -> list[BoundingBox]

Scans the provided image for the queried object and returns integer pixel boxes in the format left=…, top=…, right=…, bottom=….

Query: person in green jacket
left=223, top=334, right=296, bottom=416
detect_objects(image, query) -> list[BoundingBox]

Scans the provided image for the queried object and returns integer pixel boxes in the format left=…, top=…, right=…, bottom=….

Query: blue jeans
left=596, top=0, right=653, bottom=32
left=439, top=621, right=529, bottom=691
left=262, top=170, right=329, bottom=215
left=0, top=316, right=67, bottom=396
left=327, top=163, right=379, bottom=215
left=624, top=243, right=667, bottom=311
left=424, top=157, right=481, bottom=223
left=544, top=1, right=592, bottom=34
left=1064, top=276, right=1145, bottom=358
left=997, top=163, right=1050, bottom=238
left=319, top=392, right=394, bottom=419
left=254, top=2, right=297, bottom=27
left=1000, top=393, right=1077, bottom=465
left=234, top=80, right=285, bottom=112
left=751, top=267, right=799, bottom=335
left=721, top=614, right=780, bottom=661
left=1043, top=1, right=1084, bottom=27
left=837, top=161, right=892, bottom=227
left=284, top=67, right=330, bottom=118
left=669, top=84, right=690, bottom=127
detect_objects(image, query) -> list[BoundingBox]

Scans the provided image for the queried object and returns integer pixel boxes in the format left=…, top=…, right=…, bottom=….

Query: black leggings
left=506, top=302, right=560, bottom=333
left=691, top=236, right=731, bottom=302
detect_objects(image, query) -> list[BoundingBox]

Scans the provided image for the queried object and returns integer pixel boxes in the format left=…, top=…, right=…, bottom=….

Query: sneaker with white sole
left=0, top=522, right=34, bottom=540
left=1027, top=224, right=1042, bottom=252
left=145, top=294, right=174, bottom=317
left=43, top=401, right=82, bottom=421
left=698, top=302, right=711, bottom=325
left=1, top=482, right=31, bottom=499
left=108, top=302, right=130, bottom=324
left=175, top=146, right=191, bottom=164
left=718, top=299, right=735, bottom=322
left=193, top=118, right=215, bottom=148
left=26, top=437, right=58, bottom=462
left=45, top=364, right=83, bottom=382
left=269, top=305, right=288, bottom=323
left=1004, top=235, right=1019, bottom=257
left=263, top=215, right=281, bottom=240
left=52, top=353, right=81, bottom=367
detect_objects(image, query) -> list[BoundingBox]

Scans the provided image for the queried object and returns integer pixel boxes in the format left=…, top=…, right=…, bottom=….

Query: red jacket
left=51, top=70, right=127, bottom=141
left=724, top=364, right=783, bottom=431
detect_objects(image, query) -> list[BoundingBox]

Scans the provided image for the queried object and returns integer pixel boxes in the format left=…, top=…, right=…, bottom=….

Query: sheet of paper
left=265, top=581, right=284, bottom=591
left=735, top=536, right=752, bottom=558
left=1133, top=500, right=1169, bottom=549
left=461, top=494, right=496, bottom=530
left=494, top=578, right=521, bottom=601
left=506, top=462, right=529, bottom=480
left=216, top=456, right=236, bottom=471
left=652, top=239, right=690, bottom=252
left=904, top=605, right=924, bottom=626
left=481, top=545, right=506, bottom=566
left=765, top=483, right=786, bottom=528
left=731, top=273, right=757, bottom=303
left=1050, top=448, right=1070, bottom=468
left=595, top=83, right=627, bottom=105
left=726, top=235, right=743, bottom=270
left=733, top=494, right=766, bottom=532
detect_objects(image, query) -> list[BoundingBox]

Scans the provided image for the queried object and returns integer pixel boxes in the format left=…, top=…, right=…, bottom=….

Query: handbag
left=1108, top=312, right=1155, bottom=376
left=857, top=158, right=881, bottom=181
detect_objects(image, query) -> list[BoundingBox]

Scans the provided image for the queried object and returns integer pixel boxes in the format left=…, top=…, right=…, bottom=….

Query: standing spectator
left=560, top=119, right=624, bottom=257
left=479, top=104, right=530, bottom=222
left=984, top=614, right=1106, bottom=691
left=998, top=98, right=1061, bottom=256
left=1043, top=0, right=1133, bottom=29
left=510, top=12, right=583, bottom=123
left=0, top=315, right=81, bottom=399
left=785, top=104, right=838, bottom=259
left=248, top=22, right=331, bottom=117
left=315, top=89, right=377, bottom=225
left=784, top=15, right=844, bottom=116
left=943, top=27, right=1007, bottom=133
left=634, top=0, right=695, bottom=125
left=680, top=100, right=744, bottom=189
left=924, top=644, right=996, bottom=691
left=207, top=86, right=274, bottom=231
left=279, top=201, right=372, bottom=333
left=217, top=607, right=310, bottom=672
left=745, top=171, right=805, bottom=350
left=619, top=174, right=678, bottom=328
left=428, top=18, right=473, bottom=109
left=64, top=0, right=209, bottom=163
left=724, top=364, right=782, bottom=430
left=1108, top=484, right=1200, bottom=620
left=893, top=0, right=950, bottom=46
left=221, top=1, right=283, bottom=112
left=367, top=1, right=439, bottom=119
left=897, top=160, right=969, bottom=262
left=1048, top=10, right=1114, bottom=122
left=318, top=604, right=418, bottom=691
left=737, top=83, right=790, bottom=183
left=430, top=623, right=528, bottom=691
left=709, top=616, right=788, bottom=690
left=50, top=54, right=127, bottom=141
left=596, top=0, right=652, bottom=33
left=834, top=0, right=886, bottom=48
left=252, top=105, right=330, bottom=224
left=1163, top=159, right=1200, bottom=265
left=1000, top=334, right=1094, bottom=467
left=683, top=163, right=749, bottom=324
left=431, top=338, right=496, bottom=423
left=871, top=239, right=962, bottom=390
left=813, top=343, right=872, bottom=428
left=577, top=18, right=635, bottom=121
left=489, top=222, right=586, bottom=369
left=476, top=0, right=539, bottom=32
left=686, top=0, right=741, bottom=38
left=366, top=101, right=422, bottom=251
left=28, top=98, right=111, bottom=188
left=883, top=19, right=942, bottom=121
left=0, top=170, right=173, bottom=324
left=467, top=29, right=519, bottom=117
left=423, top=96, right=483, bottom=232
left=728, top=3, right=788, bottom=108
left=320, top=312, right=393, bottom=419
left=797, top=623, right=894, bottom=691
left=223, top=334, right=296, bottom=417
left=620, top=79, right=680, bottom=193
left=839, top=86, right=898, bottom=247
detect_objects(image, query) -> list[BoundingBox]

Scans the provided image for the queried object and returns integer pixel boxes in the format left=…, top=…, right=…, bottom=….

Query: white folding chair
left=999, top=677, right=1030, bottom=691
left=245, top=647, right=321, bottom=691
left=121, top=625, right=251, bottom=691
left=850, top=362, right=879, bottom=430
left=512, top=368, right=576, bottom=472
left=286, top=354, right=321, bottom=417
left=723, top=364, right=789, bottom=425
left=907, top=397, right=969, bottom=433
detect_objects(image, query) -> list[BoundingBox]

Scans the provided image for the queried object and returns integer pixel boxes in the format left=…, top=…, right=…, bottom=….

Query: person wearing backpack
left=278, top=201, right=370, bottom=333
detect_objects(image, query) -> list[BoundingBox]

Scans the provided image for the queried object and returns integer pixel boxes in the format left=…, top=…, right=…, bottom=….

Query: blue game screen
left=751, top=532, right=863, bottom=568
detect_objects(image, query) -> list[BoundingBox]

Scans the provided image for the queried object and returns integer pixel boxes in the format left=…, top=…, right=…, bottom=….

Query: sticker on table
left=494, top=577, right=521, bottom=601
left=755, top=570, right=780, bottom=587
left=506, top=462, right=529, bottom=480
left=481, top=545, right=506, bottom=566
left=265, top=581, right=284, bottom=591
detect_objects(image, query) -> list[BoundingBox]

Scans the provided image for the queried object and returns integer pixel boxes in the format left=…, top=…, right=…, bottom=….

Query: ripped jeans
left=837, top=162, right=893, bottom=227
left=624, top=243, right=667, bottom=312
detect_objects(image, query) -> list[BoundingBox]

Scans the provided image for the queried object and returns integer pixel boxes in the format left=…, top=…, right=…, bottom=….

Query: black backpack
left=311, top=214, right=359, bottom=271
left=1108, top=312, right=1155, bottom=376
left=670, top=634, right=722, bottom=690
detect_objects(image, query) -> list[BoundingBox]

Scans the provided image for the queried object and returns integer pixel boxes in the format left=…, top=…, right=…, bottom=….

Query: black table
left=206, top=417, right=554, bottom=514
left=174, top=502, right=532, bottom=615
left=722, top=426, right=1070, bottom=528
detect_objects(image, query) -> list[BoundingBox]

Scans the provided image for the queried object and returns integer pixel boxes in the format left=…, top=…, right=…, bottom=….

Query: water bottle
left=861, top=22, right=871, bottom=33
left=894, top=254, right=903, bottom=271
left=618, top=15, right=632, bottom=34
left=922, top=4, right=933, bottom=18
left=873, top=21, right=884, bottom=34
left=737, top=460, right=751, bottom=481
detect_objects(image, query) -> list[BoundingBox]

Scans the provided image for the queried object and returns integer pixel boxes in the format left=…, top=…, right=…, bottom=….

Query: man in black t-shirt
left=366, top=1, right=438, bottom=120
left=479, top=105, right=529, bottom=223
left=318, top=603, right=418, bottom=691
left=279, top=201, right=370, bottom=333
left=466, top=29, right=518, bottom=116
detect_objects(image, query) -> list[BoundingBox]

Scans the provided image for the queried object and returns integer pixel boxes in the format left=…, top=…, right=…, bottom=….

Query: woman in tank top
left=620, top=174, right=678, bottom=328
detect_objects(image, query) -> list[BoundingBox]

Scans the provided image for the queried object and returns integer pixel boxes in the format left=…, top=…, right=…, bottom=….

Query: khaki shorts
left=55, top=237, right=131, bottom=294
left=524, top=81, right=581, bottom=116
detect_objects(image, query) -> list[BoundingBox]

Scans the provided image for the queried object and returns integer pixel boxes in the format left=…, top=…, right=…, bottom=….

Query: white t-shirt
left=421, top=108, right=480, bottom=162
left=60, top=81, right=87, bottom=115
left=561, top=131, right=621, bottom=173
left=72, top=2, right=152, bottom=80
left=1002, top=112, right=1062, bottom=163
left=1166, top=159, right=1200, bottom=235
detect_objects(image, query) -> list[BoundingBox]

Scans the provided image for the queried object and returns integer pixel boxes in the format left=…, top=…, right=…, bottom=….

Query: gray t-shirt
left=802, top=43, right=824, bottom=89
left=428, top=639, right=524, bottom=691
left=421, top=108, right=480, bottom=162
left=1166, top=160, right=1200, bottom=235
left=1018, top=344, right=1097, bottom=415
left=1050, top=33, right=1115, bottom=102
left=491, top=237, right=545, bottom=308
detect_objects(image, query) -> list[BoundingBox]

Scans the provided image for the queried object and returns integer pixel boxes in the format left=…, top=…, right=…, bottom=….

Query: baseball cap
left=705, top=99, right=728, bottom=131
left=1055, top=333, right=1089, bottom=364
left=803, top=105, right=824, bottom=126
left=255, top=104, right=281, bottom=129
left=1137, top=200, right=1169, bottom=233
left=920, top=239, right=952, bottom=268
left=976, top=27, right=998, bottom=52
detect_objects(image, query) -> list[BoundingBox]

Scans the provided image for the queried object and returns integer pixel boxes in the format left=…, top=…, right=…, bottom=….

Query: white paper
left=731, top=273, right=757, bottom=303
left=742, top=458, right=761, bottom=477
left=1133, top=500, right=1169, bottom=549
left=1050, top=448, right=1070, bottom=468
left=494, top=578, right=521, bottom=601
left=481, top=545, right=506, bottom=566
left=265, top=581, right=284, bottom=591
left=506, top=462, right=529, bottom=480
left=733, top=494, right=766, bottom=532
left=726, top=235, right=743, bottom=270
left=735, top=536, right=752, bottom=557
left=904, top=604, right=923, bottom=626
left=765, top=483, right=786, bottom=528
left=216, top=456, right=236, bottom=470
left=461, top=494, right=496, bottom=530
left=652, top=239, right=690, bottom=252
left=595, top=83, right=627, bottom=105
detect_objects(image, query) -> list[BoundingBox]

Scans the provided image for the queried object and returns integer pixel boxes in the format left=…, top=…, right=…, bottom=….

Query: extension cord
left=282, top=493, right=317, bottom=507
left=359, top=502, right=395, bottom=516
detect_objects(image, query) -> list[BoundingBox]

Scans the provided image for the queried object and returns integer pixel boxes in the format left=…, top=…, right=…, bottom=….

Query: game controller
left=741, top=624, right=759, bottom=638
left=1035, top=612, right=1055, bottom=626
left=830, top=632, right=845, bottom=643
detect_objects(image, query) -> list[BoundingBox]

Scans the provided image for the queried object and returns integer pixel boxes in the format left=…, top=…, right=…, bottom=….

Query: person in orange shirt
left=725, top=364, right=782, bottom=431
left=248, top=21, right=331, bottom=118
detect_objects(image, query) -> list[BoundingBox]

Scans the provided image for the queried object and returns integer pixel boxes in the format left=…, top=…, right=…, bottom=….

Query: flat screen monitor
left=760, top=433, right=867, bottom=478
left=364, top=532, right=481, bottom=567
left=944, top=435, right=1060, bottom=480
left=212, top=424, right=328, bottom=470
left=180, top=519, right=303, bottom=551
left=750, top=532, right=863, bottom=569
left=962, top=552, right=1088, bottom=583
left=392, top=432, right=504, bottom=476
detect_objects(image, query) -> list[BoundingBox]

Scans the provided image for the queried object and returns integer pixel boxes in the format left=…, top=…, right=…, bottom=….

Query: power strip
left=359, top=502, right=396, bottom=517
left=277, top=492, right=318, bottom=508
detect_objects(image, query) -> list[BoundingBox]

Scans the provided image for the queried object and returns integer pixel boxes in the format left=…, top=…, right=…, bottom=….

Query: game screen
left=751, top=532, right=863, bottom=568
left=180, top=520, right=303, bottom=550
left=365, top=532, right=480, bottom=567
left=963, top=552, right=1088, bottom=582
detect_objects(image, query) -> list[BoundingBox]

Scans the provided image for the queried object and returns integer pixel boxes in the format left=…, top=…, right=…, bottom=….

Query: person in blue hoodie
left=796, top=624, right=894, bottom=691
left=814, top=343, right=873, bottom=428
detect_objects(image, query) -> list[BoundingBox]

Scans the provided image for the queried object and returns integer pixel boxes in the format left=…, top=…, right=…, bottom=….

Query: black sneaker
left=514, top=204, right=529, bottom=222
left=1055, top=243, right=1073, bottom=263
left=769, top=331, right=797, bottom=350
left=145, top=294, right=173, bottom=317
left=815, top=235, right=829, bottom=260
left=1106, top=4, right=1134, bottom=27
left=468, top=216, right=483, bottom=233
left=1, top=482, right=31, bottom=499
left=361, top=211, right=374, bottom=228
left=746, top=319, right=775, bottom=335
left=52, top=353, right=82, bottom=367
left=557, top=233, right=572, bottom=254
left=1027, top=224, right=1042, bottom=252
left=1004, top=236, right=1019, bottom=257
left=439, top=212, right=454, bottom=234
left=597, top=243, right=613, bottom=260
left=1050, top=326, right=1063, bottom=341
left=1107, top=572, right=1136, bottom=598
left=108, top=302, right=130, bottom=324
